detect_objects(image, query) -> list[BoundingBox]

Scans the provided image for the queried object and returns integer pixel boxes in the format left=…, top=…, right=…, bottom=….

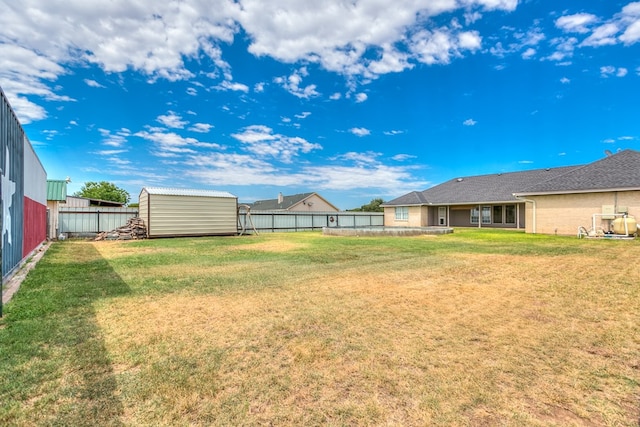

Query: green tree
left=74, top=181, right=131, bottom=204
left=349, top=198, right=385, bottom=212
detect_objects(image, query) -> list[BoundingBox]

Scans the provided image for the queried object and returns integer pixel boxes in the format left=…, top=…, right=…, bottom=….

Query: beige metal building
left=139, top=187, right=238, bottom=238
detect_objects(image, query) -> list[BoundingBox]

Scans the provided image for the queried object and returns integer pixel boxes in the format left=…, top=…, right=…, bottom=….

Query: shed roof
left=47, top=180, right=68, bottom=201
left=141, top=187, right=236, bottom=198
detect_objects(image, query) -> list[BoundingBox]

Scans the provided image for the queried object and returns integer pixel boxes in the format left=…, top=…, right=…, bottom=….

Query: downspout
left=515, top=196, right=536, bottom=234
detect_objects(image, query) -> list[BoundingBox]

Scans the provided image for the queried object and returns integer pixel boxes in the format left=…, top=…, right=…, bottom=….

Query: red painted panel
left=23, top=196, right=47, bottom=257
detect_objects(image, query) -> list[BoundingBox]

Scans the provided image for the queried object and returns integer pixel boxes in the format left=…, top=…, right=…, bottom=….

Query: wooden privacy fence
left=238, top=211, right=384, bottom=233
left=58, top=207, right=139, bottom=235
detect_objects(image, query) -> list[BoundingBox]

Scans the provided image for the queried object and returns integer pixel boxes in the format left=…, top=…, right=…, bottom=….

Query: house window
left=470, top=207, right=479, bottom=224
left=493, top=205, right=503, bottom=224
left=505, top=205, right=516, bottom=224
left=395, top=207, right=408, bottom=221
left=481, top=206, right=491, bottom=224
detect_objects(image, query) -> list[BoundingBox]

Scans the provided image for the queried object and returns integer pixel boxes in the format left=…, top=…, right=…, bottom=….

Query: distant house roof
left=514, top=149, right=640, bottom=196
left=47, top=180, right=68, bottom=201
left=141, top=187, right=237, bottom=198
left=383, top=166, right=579, bottom=207
left=246, top=192, right=338, bottom=211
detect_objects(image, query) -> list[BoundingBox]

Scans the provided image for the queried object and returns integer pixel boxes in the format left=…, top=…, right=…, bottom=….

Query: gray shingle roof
left=247, top=192, right=314, bottom=211
left=515, top=149, right=640, bottom=195
left=384, top=149, right=640, bottom=207
left=384, top=166, right=579, bottom=206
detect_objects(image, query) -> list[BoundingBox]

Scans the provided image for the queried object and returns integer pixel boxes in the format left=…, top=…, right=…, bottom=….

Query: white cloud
left=99, top=128, right=131, bottom=148
left=216, top=80, right=250, bottom=93
left=555, top=13, right=598, bottom=33
left=330, top=92, right=342, bottom=100
left=349, top=127, right=371, bottom=137
left=521, top=48, right=536, bottom=59
left=84, top=79, right=105, bottom=88
left=189, top=123, right=213, bottom=133
left=157, top=111, right=188, bottom=129
left=186, top=87, right=198, bottom=96
left=544, top=37, right=578, bottom=62
left=136, top=130, right=222, bottom=157
left=600, top=66, right=627, bottom=77
left=391, top=153, right=415, bottom=161
left=560, top=77, right=570, bottom=84
left=295, top=112, right=311, bottom=119
left=187, top=151, right=428, bottom=194
left=620, top=20, right=640, bottom=44
left=581, top=23, right=620, bottom=47
left=463, top=118, right=477, bottom=126
left=274, top=67, right=320, bottom=99
left=254, top=82, right=265, bottom=92
left=410, top=29, right=482, bottom=65
left=355, top=93, right=368, bottom=103
left=384, top=130, right=404, bottom=136
left=231, top=125, right=322, bottom=163
left=0, top=0, right=528, bottom=123
left=332, top=151, right=381, bottom=165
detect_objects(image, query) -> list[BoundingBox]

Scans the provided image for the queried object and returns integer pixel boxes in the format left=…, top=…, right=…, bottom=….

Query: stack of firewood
left=95, top=217, right=147, bottom=241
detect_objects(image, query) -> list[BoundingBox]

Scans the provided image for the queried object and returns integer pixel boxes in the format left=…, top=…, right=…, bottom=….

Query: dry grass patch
left=93, top=249, right=640, bottom=426
left=3, top=232, right=639, bottom=426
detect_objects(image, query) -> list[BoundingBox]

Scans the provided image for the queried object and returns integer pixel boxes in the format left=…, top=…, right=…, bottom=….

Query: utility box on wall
left=139, top=187, right=238, bottom=238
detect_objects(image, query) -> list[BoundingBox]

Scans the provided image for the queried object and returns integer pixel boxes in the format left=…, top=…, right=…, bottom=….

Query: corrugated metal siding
left=240, top=211, right=384, bottom=233
left=1, top=87, right=26, bottom=279
left=23, top=137, right=47, bottom=256
left=139, top=189, right=149, bottom=232
left=47, top=180, right=67, bottom=201
left=59, top=207, right=139, bottom=233
left=23, top=197, right=46, bottom=257
left=146, top=192, right=237, bottom=237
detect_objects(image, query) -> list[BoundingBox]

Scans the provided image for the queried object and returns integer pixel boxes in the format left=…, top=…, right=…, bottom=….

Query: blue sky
left=1, top=0, right=639, bottom=209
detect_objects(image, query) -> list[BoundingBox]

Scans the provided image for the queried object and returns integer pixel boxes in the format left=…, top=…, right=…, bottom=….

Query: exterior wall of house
left=524, top=191, right=640, bottom=235
left=140, top=190, right=238, bottom=237
left=385, top=204, right=525, bottom=229
left=288, top=194, right=338, bottom=212
left=383, top=206, right=428, bottom=227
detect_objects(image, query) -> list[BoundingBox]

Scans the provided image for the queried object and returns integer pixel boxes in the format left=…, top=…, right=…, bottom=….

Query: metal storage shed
left=139, top=187, right=238, bottom=238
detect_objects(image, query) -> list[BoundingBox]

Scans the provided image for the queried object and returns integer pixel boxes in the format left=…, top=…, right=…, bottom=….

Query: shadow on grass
left=0, top=242, right=130, bottom=426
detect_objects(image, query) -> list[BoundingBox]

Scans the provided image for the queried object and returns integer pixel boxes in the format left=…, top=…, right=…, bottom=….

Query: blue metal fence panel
left=1, top=88, right=25, bottom=280
left=59, top=207, right=139, bottom=234
left=239, top=211, right=384, bottom=233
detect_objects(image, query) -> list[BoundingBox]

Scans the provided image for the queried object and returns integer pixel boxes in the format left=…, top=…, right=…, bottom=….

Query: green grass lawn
left=1, top=229, right=639, bottom=426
